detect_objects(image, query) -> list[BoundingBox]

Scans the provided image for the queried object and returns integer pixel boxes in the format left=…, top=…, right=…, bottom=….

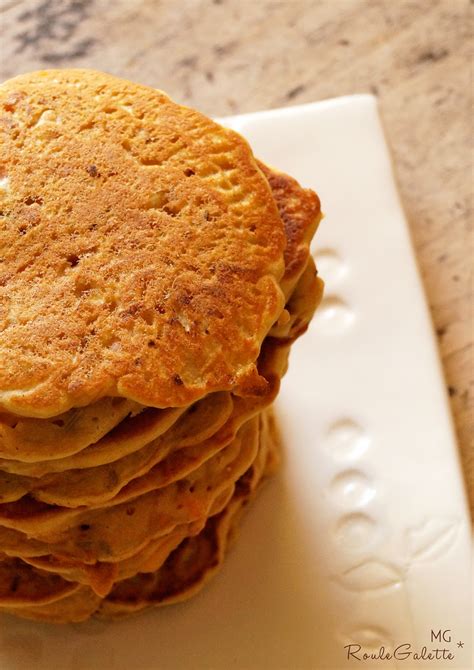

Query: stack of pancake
left=0, top=70, right=323, bottom=623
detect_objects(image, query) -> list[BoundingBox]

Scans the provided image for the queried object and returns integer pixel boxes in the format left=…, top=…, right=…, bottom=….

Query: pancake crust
left=0, top=69, right=286, bottom=418
left=257, top=160, right=322, bottom=299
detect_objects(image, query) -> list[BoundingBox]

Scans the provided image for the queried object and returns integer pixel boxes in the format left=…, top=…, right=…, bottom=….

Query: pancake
left=0, top=397, right=141, bottom=462
left=270, top=255, right=322, bottom=342
left=257, top=160, right=322, bottom=300
left=0, top=70, right=322, bottom=624
left=20, top=521, right=202, bottom=598
left=0, top=418, right=260, bottom=562
left=0, top=361, right=279, bottom=508
left=0, top=334, right=285, bottom=513
left=20, top=487, right=235, bottom=597
left=0, top=328, right=290, bottom=530
left=0, top=394, right=221, bottom=478
left=0, top=156, right=320, bottom=471
left=99, top=507, right=236, bottom=616
left=0, top=393, right=233, bottom=505
left=0, top=337, right=288, bottom=558
left=0, top=410, right=277, bottom=619
left=97, top=410, right=278, bottom=617
left=31, top=414, right=236, bottom=508
left=0, top=585, right=102, bottom=623
left=0, top=406, right=187, bottom=480
left=0, top=69, right=287, bottom=418
left=0, top=556, right=80, bottom=607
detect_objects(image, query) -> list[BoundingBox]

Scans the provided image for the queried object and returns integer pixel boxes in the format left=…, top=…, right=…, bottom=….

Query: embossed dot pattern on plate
left=330, top=470, right=375, bottom=506
left=334, top=513, right=378, bottom=547
left=313, top=248, right=348, bottom=283
left=313, top=295, right=355, bottom=334
left=324, top=419, right=371, bottom=460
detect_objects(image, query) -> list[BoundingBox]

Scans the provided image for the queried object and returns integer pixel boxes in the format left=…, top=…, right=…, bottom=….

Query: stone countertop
left=1, top=0, right=472, bottom=512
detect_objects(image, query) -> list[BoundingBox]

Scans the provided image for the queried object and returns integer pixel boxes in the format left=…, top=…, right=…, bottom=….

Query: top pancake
left=0, top=69, right=286, bottom=418
left=0, top=159, right=320, bottom=462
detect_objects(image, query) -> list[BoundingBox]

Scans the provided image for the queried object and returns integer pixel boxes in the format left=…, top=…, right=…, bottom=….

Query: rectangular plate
left=0, top=96, right=471, bottom=670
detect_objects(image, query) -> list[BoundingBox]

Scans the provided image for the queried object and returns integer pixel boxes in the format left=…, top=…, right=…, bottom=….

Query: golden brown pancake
left=0, top=69, right=286, bottom=418
left=0, top=329, right=291, bottom=533
left=0, top=556, right=80, bottom=607
left=0, top=398, right=214, bottom=477
left=19, top=487, right=235, bottom=597
left=0, top=253, right=315, bottom=526
left=0, top=159, right=320, bottom=471
left=0, top=365, right=287, bottom=564
left=97, top=410, right=278, bottom=617
left=0, top=70, right=322, bottom=622
left=257, top=160, right=321, bottom=299
left=0, top=393, right=234, bottom=506
left=0, top=585, right=102, bottom=623
left=0, top=410, right=278, bottom=619
left=0, top=418, right=260, bottom=560
left=0, top=397, right=142, bottom=462
left=270, top=255, right=320, bottom=342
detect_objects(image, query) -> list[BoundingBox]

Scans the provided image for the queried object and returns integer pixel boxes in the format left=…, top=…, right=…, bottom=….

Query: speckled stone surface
left=0, top=0, right=472, bottom=512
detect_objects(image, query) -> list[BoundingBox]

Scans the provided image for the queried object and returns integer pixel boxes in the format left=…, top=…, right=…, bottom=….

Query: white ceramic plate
left=0, top=96, right=471, bottom=670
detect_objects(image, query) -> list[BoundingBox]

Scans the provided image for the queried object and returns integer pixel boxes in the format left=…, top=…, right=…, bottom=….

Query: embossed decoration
left=324, top=419, right=371, bottom=460
left=313, top=248, right=347, bottom=283
left=334, top=560, right=404, bottom=592
left=312, top=295, right=355, bottom=334
left=406, top=517, right=462, bottom=562
left=334, top=513, right=377, bottom=547
left=330, top=470, right=375, bottom=506
left=339, top=626, right=394, bottom=652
